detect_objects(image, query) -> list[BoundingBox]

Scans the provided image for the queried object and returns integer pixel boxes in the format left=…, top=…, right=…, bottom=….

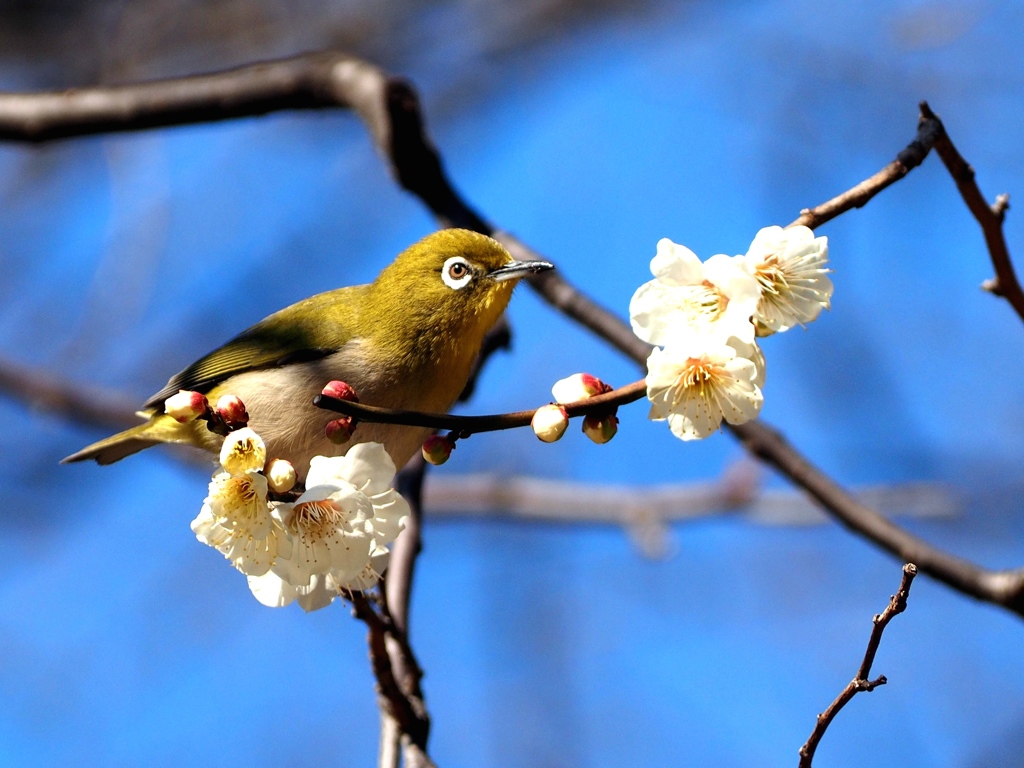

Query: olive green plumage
left=64, top=229, right=552, bottom=477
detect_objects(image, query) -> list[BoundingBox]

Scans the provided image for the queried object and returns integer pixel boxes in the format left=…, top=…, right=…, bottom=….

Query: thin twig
left=919, top=101, right=1024, bottom=322
left=788, top=113, right=943, bottom=230
left=798, top=564, right=919, bottom=768
left=315, top=379, right=643, bottom=432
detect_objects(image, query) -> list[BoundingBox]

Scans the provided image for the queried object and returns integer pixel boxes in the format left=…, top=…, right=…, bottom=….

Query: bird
left=63, top=228, right=553, bottom=478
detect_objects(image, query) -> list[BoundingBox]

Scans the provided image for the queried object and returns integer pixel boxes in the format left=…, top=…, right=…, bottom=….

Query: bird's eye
left=442, top=257, right=474, bottom=290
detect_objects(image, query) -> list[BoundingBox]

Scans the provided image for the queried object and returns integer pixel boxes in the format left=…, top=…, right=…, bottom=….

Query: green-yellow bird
left=63, top=229, right=552, bottom=477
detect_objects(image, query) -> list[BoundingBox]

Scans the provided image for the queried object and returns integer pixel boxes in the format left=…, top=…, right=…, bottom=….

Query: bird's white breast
left=219, top=341, right=434, bottom=479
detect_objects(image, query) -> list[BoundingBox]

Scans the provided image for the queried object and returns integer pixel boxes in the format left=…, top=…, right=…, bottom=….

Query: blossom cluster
left=629, top=225, right=832, bottom=440
left=181, top=409, right=408, bottom=612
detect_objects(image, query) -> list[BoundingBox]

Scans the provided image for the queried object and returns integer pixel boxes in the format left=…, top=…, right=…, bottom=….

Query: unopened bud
left=264, top=458, right=297, bottom=493
left=215, top=394, right=249, bottom=429
left=551, top=373, right=610, bottom=404
left=164, top=390, right=209, bottom=423
left=582, top=413, right=618, bottom=444
left=325, top=417, right=356, bottom=444
left=421, top=435, right=456, bottom=466
left=322, top=380, right=359, bottom=402
left=532, top=404, right=569, bottom=443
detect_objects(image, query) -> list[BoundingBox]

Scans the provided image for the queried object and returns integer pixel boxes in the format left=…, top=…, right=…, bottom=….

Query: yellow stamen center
left=673, top=357, right=726, bottom=406
left=754, top=254, right=789, bottom=296
left=670, top=281, right=728, bottom=322
left=290, top=499, right=344, bottom=540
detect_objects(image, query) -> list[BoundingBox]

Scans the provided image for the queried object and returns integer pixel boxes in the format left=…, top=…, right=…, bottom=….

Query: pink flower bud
left=215, top=394, right=249, bottom=429
left=325, top=416, right=356, bottom=444
left=582, top=413, right=619, bottom=444
left=551, top=373, right=610, bottom=404
left=264, top=458, right=297, bottom=493
left=164, top=390, right=209, bottom=423
left=532, top=404, right=569, bottom=443
left=322, top=380, right=360, bottom=402
left=421, top=435, right=456, bottom=466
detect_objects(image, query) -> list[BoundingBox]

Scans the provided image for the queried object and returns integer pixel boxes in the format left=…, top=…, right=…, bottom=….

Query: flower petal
left=246, top=571, right=297, bottom=608
left=650, top=238, right=704, bottom=285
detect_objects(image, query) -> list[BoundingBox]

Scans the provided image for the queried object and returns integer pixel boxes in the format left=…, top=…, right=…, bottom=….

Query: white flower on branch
left=645, top=337, right=764, bottom=440
left=191, top=470, right=288, bottom=577
left=742, top=225, right=832, bottom=335
left=219, top=427, right=266, bottom=476
left=629, top=238, right=761, bottom=346
left=247, top=442, right=409, bottom=611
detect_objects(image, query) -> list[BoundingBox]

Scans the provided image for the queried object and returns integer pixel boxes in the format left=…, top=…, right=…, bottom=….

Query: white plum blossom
left=193, top=429, right=408, bottom=612
left=247, top=551, right=392, bottom=612
left=191, top=470, right=288, bottom=577
left=742, top=225, right=832, bottom=334
left=245, top=442, right=409, bottom=612
left=645, top=336, right=764, bottom=441
left=219, top=427, right=266, bottom=476
left=630, top=238, right=761, bottom=346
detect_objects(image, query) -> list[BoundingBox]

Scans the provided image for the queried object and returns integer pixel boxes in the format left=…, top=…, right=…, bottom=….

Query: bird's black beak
left=489, top=259, right=555, bottom=282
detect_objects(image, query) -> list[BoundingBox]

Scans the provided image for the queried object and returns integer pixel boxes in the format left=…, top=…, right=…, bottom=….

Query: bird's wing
left=143, top=286, right=366, bottom=409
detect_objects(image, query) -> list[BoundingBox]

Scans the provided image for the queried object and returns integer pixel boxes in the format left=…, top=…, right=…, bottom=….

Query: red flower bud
left=551, top=373, right=612, bottom=404
left=421, top=435, right=456, bottom=466
left=325, top=416, right=356, bottom=444
left=322, top=380, right=359, bottom=402
left=582, top=412, right=619, bottom=444
left=215, top=394, right=249, bottom=429
left=164, top=390, right=209, bottom=423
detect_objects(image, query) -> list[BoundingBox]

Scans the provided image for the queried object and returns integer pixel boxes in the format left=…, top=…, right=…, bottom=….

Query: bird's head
left=365, top=229, right=553, bottom=363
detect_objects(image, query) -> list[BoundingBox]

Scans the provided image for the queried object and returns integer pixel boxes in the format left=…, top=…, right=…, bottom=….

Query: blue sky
left=1, top=1, right=1023, bottom=765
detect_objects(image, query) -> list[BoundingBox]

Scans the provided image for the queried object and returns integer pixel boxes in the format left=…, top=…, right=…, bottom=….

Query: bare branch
left=919, top=101, right=1024, bottom=323
left=788, top=114, right=943, bottom=230
left=381, top=456, right=429, bottom=768
left=798, top=564, right=919, bottom=768
left=424, top=474, right=957, bottom=527
left=0, top=356, right=140, bottom=431
left=0, top=54, right=368, bottom=142
left=349, top=590, right=433, bottom=766
left=315, top=379, right=643, bottom=433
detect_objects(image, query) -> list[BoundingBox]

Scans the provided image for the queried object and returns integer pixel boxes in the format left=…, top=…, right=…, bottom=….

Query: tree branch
left=380, top=455, right=429, bottom=768
left=918, top=101, right=1024, bottom=322
left=0, top=356, right=140, bottom=431
left=349, top=590, right=434, bottom=767
left=788, top=114, right=943, bottom=230
left=0, top=54, right=1021, bottom=618
left=798, top=563, right=918, bottom=768
left=315, top=379, right=643, bottom=433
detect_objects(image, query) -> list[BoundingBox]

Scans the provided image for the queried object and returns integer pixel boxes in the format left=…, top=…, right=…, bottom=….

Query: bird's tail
left=62, top=414, right=193, bottom=465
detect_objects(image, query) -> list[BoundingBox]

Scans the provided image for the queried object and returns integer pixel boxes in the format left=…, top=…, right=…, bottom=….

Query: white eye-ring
left=442, top=256, right=474, bottom=290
